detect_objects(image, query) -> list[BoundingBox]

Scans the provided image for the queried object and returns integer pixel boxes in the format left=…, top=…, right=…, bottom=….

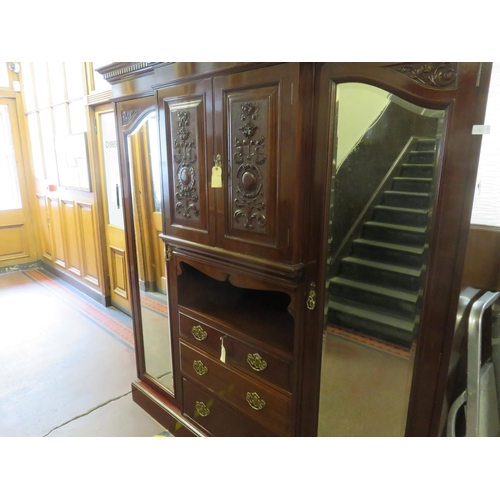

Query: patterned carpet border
left=325, top=324, right=411, bottom=359
left=140, top=294, right=168, bottom=317
left=23, top=269, right=135, bottom=351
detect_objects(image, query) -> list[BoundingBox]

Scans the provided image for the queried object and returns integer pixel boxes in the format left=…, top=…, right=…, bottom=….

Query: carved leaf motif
left=232, top=102, right=267, bottom=231
left=173, top=109, right=199, bottom=219
left=390, top=62, right=458, bottom=89
left=122, top=109, right=139, bottom=126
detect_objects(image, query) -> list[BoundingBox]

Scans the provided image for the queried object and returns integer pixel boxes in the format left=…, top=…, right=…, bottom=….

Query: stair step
left=408, top=150, right=435, bottom=164
left=363, top=221, right=426, bottom=247
left=372, top=205, right=429, bottom=226
left=329, top=276, right=418, bottom=316
left=341, top=256, right=421, bottom=291
left=400, top=164, right=435, bottom=178
left=392, top=177, right=433, bottom=193
left=415, top=140, right=436, bottom=151
left=383, top=191, right=431, bottom=209
left=352, top=238, right=425, bottom=268
left=328, top=298, right=415, bottom=347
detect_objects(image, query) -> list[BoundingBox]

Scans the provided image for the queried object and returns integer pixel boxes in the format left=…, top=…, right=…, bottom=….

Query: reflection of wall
left=462, top=225, right=500, bottom=291
left=336, top=83, right=390, bottom=168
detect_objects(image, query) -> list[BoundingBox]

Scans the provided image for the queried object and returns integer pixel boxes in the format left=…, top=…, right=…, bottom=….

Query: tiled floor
left=0, top=268, right=167, bottom=437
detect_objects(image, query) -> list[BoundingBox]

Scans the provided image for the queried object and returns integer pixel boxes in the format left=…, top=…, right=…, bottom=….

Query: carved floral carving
left=390, top=62, right=458, bottom=89
left=122, top=109, right=139, bottom=126
left=233, top=102, right=267, bottom=230
left=173, top=110, right=199, bottom=219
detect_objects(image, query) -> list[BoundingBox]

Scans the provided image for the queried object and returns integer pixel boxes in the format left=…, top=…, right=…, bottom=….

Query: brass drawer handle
left=191, top=325, right=208, bottom=341
left=246, top=392, right=266, bottom=411
left=193, top=360, right=208, bottom=376
left=195, top=401, right=210, bottom=417
left=247, top=353, right=267, bottom=372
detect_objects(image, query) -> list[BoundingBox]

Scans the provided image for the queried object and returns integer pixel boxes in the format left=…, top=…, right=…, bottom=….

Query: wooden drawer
left=224, top=335, right=292, bottom=392
left=182, top=378, right=277, bottom=436
left=180, top=309, right=292, bottom=392
left=179, top=312, right=222, bottom=358
left=180, top=342, right=292, bottom=436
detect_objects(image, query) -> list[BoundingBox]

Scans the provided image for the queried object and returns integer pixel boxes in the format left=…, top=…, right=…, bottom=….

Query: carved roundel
left=177, top=164, right=195, bottom=193
left=237, top=164, right=262, bottom=199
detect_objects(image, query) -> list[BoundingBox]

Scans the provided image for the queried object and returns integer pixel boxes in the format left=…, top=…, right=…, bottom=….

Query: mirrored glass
left=127, top=112, right=173, bottom=393
left=318, top=82, right=445, bottom=436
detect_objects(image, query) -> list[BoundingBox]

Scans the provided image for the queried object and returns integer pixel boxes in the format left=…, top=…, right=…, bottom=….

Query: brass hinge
left=291, top=82, right=294, bottom=105
left=476, top=62, right=483, bottom=87
left=94, top=118, right=97, bottom=134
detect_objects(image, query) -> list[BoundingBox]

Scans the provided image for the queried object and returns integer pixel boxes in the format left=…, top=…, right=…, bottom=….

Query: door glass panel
left=100, top=112, right=124, bottom=229
left=0, top=104, right=22, bottom=210
left=127, top=111, right=173, bottom=393
left=318, top=82, right=445, bottom=436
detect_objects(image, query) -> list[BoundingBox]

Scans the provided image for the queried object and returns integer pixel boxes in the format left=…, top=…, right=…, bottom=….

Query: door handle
left=116, top=184, right=120, bottom=209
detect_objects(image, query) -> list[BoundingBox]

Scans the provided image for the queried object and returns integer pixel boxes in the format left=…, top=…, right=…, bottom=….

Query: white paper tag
left=472, top=124, right=491, bottom=135
left=211, top=166, right=222, bottom=188
left=220, top=336, right=226, bottom=363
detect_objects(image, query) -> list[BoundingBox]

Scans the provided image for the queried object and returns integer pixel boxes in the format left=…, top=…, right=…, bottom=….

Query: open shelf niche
left=176, top=261, right=295, bottom=358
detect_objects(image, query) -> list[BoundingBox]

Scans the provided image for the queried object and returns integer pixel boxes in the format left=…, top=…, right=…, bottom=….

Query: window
left=20, top=62, right=88, bottom=182
left=0, top=104, right=22, bottom=210
left=471, top=62, right=500, bottom=227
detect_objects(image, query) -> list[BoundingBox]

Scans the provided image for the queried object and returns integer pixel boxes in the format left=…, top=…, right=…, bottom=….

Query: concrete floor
left=0, top=269, right=168, bottom=437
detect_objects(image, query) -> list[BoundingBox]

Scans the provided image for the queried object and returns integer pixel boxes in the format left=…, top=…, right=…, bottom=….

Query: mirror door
left=301, top=62, right=492, bottom=436
left=117, top=98, right=174, bottom=395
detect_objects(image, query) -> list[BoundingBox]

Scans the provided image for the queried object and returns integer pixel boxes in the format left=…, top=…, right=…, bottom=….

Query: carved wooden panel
left=159, top=79, right=214, bottom=247
left=388, top=62, right=459, bottom=90
left=225, top=87, right=278, bottom=245
left=167, top=98, right=206, bottom=228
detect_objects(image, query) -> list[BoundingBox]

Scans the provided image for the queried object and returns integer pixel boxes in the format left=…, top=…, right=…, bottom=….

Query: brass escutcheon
left=193, top=360, right=208, bottom=376
left=306, top=282, right=316, bottom=310
left=247, top=353, right=268, bottom=372
left=195, top=401, right=210, bottom=417
left=191, top=325, right=208, bottom=341
left=246, top=392, right=266, bottom=411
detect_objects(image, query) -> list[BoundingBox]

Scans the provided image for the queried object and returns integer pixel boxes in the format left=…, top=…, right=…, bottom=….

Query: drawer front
left=179, top=312, right=222, bottom=357
left=180, top=342, right=292, bottom=436
left=224, top=336, right=292, bottom=392
left=182, top=378, right=276, bottom=437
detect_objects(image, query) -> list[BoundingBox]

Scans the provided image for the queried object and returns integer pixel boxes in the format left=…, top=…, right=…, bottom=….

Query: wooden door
left=0, top=97, right=37, bottom=268
left=213, top=64, right=297, bottom=263
left=158, top=78, right=215, bottom=247
left=300, top=62, right=492, bottom=436
left=95, top=104, right=130, bottom=314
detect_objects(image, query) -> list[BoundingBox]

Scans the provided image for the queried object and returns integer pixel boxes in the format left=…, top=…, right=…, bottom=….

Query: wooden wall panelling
left=60, top=199, right=81, bottom=277
left=462, top=225, right=500, bottom=292
left=76, top=201, right=100, bottom=287
left=35, top=194, right=52, bottom=260
left=47, top=196, right=66, bottom=268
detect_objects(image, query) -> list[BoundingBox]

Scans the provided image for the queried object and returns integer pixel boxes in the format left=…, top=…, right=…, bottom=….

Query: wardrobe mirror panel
left=127, top=112, right=173, bottom=393
left=318, top=82, right=445, bottom=436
